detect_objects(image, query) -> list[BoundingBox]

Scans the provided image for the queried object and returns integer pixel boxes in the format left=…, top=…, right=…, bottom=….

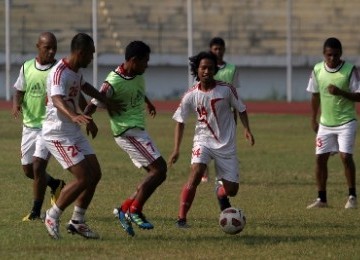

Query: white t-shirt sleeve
left=91, top=81, right=113, bottom=108
left=306, top=70, right=318, bottom=93
left=13, top=65, right=25, bottom=91
left=172, top=92, right=191, bottom=123
left=229, top=86, right=246, bottom=113
left=50, top=73, right=66, bottom=97
left=349, top=68, right=360, bottom=93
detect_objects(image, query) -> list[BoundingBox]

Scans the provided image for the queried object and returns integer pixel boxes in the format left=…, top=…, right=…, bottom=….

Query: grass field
left=0, top=110, right=359, bottom=259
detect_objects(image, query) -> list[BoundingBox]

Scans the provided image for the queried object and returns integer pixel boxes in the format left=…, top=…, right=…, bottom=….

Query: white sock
left=71, top=206, right=86, bottom=223
left=48, top=204, right=62, bottom=219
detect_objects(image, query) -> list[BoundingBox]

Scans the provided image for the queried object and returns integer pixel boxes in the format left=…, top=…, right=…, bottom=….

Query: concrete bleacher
left=1, top=0, right=360, bottom=58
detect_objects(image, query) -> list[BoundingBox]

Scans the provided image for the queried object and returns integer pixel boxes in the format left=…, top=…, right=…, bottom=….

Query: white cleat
left=306, top=198, right=328, bottom=209
left=66, top=220, right=100, bottom=239
left=44, top=210, right=60, bottom=239
left=345, top=195, right=357, bottom=209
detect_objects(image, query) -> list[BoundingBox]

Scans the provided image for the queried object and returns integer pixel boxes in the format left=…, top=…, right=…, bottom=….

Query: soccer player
left=42, top=33, right=120, bottom=239
left=12, top=32, right=65, bottom=221
left=168, top=51, right=255, bottom=228
left=306, top=37, right=359, bottom=209
left=85, top=41, right=167, bottom=237
left=200, top=37, right=241, bottom=183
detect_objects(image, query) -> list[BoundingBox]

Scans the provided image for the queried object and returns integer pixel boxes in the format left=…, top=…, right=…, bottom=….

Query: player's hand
left=311, top=120, right=319, bottom=133
left=86, top=119, right=98, bottom=139
left=328, top=84, right=341, bottom=96
left=71, top=114, right=92, bottom=125
left=168, top=151, right=180, bottom=167
left=147, top=102, right=156, bottom=118
left=12, top=105, right=22, bottom=119
left=245, top=130, right=255, bottom=146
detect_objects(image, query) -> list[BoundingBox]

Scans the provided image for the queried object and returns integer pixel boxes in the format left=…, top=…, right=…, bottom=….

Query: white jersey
left=173, top=81, right=246, bottom=151
left=42, top=58, right=85, bottom=136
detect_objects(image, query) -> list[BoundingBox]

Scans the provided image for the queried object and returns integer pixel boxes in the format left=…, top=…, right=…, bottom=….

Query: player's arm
left=310, top=93, right=320, bottom=133
left=168, top=122, right=185, bottom=166
left=82, top=81, right=125, bottom=116
left=145, top=95, right=156, bottom=118
left=238, top=110, right=255, bottom=146
left=12, top=90, right=24, bottom=119
left=327, top=67, right=360, bottom=101
left=78, top=93, right=98, bottom=139
left=52, top=95, right=92, bottom=124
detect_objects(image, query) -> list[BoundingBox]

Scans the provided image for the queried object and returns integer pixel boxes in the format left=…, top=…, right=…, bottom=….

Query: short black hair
left=189, top=51, right=218, bottom=81
left=71, top=33, right=94, bottom=52
left=125, top=41, right=151, bottom=61
left=323, top=37, right=342, bottom=54
left=209, top=37, right=225, bottom=48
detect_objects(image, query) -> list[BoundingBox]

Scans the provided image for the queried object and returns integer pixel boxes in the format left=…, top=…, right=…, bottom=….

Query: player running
left=85, top=41, right=167, bottom=236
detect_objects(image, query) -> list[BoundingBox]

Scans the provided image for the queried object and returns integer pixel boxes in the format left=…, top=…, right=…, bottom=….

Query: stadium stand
left=1, top=0, right=360, bottom=56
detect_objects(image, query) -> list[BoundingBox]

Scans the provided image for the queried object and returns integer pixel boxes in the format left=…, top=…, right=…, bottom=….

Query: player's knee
left=22, top=165, right=34, bottom=179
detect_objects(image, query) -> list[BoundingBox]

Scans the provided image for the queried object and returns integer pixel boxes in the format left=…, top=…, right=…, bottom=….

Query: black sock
left=47, top=176, right=60, bottom=191
left=349, top=188, right=356, bottom=197
left=218, top=197, right=231, bottom=211
left=318, top=191, right=327, bottom=202
left=31, top=200, right=43, bottom=216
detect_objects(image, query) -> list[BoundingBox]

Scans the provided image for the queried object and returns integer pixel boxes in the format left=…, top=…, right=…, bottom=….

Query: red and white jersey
left=43, top=58, right=85, bottom=135
left=173, top=80, right=246, bottom=151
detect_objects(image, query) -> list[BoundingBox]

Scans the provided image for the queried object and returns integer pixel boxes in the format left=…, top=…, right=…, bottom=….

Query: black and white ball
left=219, top=207, right=246, bottom=235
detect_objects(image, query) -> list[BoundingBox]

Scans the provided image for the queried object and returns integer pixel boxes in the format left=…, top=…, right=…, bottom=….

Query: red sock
left=216, top=185, right=227, bottom=198
left=178, top=184, right=197, bottom=219
left=121, top=198, right=134, bottom=212
left=130, top=199, right=143, bottom=213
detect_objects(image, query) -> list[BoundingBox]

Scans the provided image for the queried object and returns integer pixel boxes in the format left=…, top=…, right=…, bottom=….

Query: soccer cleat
left=66, top=220, right=100, bottom=239
left=306, top=198, right=328, bottom=209
left=22, top=211, right=41, bottom=221
left=345, top=195, right=357, bottom=209
left=129, top=212, right=154, bottom=229
left=50, top=180, right=66, bottom=206
left=44, top=210, right=60, bottom=239
left=176, top=218, right=190, bottom=228
left=116, top=208, right=135, bottom=236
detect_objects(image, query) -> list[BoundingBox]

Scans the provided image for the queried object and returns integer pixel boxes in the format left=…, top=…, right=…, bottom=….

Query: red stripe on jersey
left=127, top=136, right=155, bottom=162
left=52, top=140, right=74, bottom=167
left=210, top=98, right=223, bottom=127
left=216, top=80, right=238, bottom=99
left=53, top=62, right=67, bottom=86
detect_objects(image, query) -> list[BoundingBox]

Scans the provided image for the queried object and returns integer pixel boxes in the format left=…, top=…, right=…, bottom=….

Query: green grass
left=0, top=110, right=359, bottom=259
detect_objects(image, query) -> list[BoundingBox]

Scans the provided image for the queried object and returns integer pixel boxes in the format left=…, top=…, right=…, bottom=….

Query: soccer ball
left=219, top=207, right=246, bottom=235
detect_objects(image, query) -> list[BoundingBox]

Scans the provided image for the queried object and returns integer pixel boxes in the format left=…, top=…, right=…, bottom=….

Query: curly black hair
left=189, top=51, right=218, bottom=81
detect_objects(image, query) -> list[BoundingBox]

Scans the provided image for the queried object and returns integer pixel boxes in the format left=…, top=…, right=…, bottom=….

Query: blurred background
left=1, top=0, right=360, bottom=101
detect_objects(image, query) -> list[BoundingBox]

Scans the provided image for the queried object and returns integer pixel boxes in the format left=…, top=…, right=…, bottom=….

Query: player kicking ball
left=168, top=51, right=255, bottom=228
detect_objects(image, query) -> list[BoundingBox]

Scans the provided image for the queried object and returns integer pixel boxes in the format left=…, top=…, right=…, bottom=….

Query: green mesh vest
left=314, top=61, right=356, bottom=126
left=106, top=71, right=146, bottom=136
left=214, top=63, right=236, bottom=84
left=22, top=59, right=55, bottom=128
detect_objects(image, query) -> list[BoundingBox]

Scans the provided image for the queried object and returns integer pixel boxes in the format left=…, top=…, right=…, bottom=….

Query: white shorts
left=42, top=129, right=94, bottom=169
left=114, top=128, right=161, bottom=168
left=191, top=144, right=239, bottom=183
left=21, top=126, right=50, bottom=165
left=316, top=120, right=357, bottom=155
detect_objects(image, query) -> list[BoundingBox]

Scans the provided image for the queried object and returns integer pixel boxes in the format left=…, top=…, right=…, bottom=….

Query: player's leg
left=338, top=120, right=357, bottom=209
left=115, top=129, right=167, bottom=231
left=20, top=127, right=38, bottom=220
left=307, top=125, right=335, bottom=209
left=214, top=154, right=239, bottom=211
left=177, top=162, right=206, bottom=228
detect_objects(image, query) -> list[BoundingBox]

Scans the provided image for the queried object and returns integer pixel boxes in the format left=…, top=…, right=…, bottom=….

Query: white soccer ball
left=219, top=207, right=246, bottom=235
